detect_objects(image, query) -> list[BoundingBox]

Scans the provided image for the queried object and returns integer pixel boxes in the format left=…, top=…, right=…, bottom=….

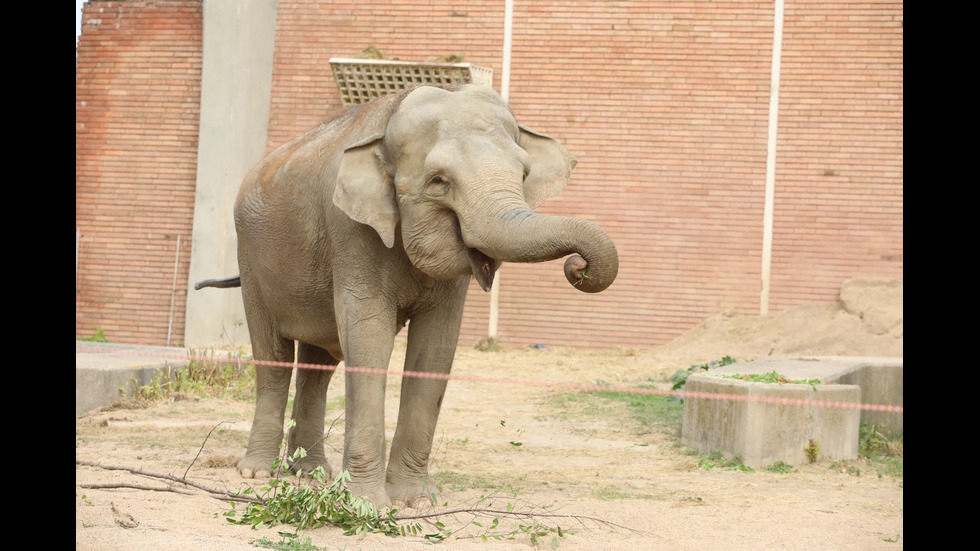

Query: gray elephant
left=196, top=84, right=618, bottom=509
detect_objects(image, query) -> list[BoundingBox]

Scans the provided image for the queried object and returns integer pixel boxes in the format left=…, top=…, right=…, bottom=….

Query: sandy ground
left=75, top=278, right=903, bottom=550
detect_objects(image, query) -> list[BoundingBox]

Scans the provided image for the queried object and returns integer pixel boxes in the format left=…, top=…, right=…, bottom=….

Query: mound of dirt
left=645, top=277, right=902, bottom=367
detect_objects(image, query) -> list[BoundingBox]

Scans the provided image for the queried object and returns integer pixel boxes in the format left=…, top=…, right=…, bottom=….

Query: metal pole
left=489, top=0, right=515, bottom=339
left=760, top=0, right=785, bottom=315
left=167, top=235, right=181, bottom=347
left=76, top=228, right=81, bottom=292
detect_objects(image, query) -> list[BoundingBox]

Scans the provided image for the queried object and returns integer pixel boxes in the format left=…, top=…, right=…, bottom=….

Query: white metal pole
left=489, top=0, right=515, bottom=338
left=167, top=235, right=181, bottom=347
left=760, top=0, right=785, bottom=316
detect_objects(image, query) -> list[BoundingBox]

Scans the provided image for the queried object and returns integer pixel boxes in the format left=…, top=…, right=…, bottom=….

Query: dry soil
left=75, top=277, right=903, bottom=550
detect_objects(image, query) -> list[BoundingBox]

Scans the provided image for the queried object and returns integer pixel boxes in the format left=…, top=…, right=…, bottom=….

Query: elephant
left=196, top=83, right=618, bottom=509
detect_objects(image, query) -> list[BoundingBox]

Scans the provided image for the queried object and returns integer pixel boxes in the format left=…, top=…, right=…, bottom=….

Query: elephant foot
left=287, top=454, right=333, bottom=479
left=237, top=453, right=277, bottom=479
left=346, top=480, right=393, bottom=511
left=386, top=478, right=437, bottom=509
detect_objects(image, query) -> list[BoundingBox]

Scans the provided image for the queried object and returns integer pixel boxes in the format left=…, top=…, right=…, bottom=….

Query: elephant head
left=333, top=84, right=618, bottom=293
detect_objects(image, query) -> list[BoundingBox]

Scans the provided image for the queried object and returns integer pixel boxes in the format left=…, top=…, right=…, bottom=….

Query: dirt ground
left=75, top=278, right=903, bottom=550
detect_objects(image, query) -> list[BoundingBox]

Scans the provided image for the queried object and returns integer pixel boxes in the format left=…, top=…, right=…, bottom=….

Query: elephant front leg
left=342, top=368, right=391, bottom=508
left=337, top=300, right=399, bottom=509
left=386, top=285, right=466, bottom=508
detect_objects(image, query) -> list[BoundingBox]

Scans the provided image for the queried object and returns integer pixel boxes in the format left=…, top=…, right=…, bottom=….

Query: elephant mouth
left=467, top=247, right=498, bottom=292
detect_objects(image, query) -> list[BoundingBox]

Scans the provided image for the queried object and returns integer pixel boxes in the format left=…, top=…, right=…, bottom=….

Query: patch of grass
left=764, top=461, right=795, bottom=474
left=430, top=471, right=522, bottom=496
left=122, top=425, right=249, bottom=450
left=859, top=423, right=902, bottom=457
left=588, top=380, right=683, bottom=437
left=858, top=423, right=903, bottom=479
left=829, top=459, right=863, bottom=476
left=591, top=487, right=668, bottom=501
left=78, top=327, right=109, bottom=342
left=697, top=451, right=754, bottom=472
left=251, top=535, right=325, bottom=551
left=549, top=392, right=619, bottom=419
left=473, top=336, right=500, bottom=351
left=432, top=470, right=486, bottom=492
left=184, top=347, right=256, bottom=400
left=121, top=347, right=256, bottom=405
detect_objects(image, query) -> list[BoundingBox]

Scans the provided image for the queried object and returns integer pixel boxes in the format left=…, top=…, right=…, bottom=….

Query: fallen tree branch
left=184, top=421, right=233, bottom=479
left=76, top=460, right=262, bottom=504
left=393, top=495, right=644, bottom=536
left=77, top=458, right=640, bottom=536
left=78, top=482, right=198, bottom=495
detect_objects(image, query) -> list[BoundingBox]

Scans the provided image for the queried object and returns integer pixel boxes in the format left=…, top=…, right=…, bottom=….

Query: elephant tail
left=194, top=276, right=241, bottom=290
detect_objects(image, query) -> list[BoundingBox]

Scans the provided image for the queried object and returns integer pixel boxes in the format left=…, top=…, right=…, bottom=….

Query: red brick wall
left=76, top=1, right=902, bottom=350
left=75, top=0, right=203, bottom=345
left=495, top=1, right=777, bottom=348
left=770, top=2, right=903, bottom=309
left=267, top=0, right=901, bottom=349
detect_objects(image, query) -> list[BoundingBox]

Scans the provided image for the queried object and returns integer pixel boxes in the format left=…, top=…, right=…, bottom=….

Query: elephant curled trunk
left=463, top=208, right=619, bottom=294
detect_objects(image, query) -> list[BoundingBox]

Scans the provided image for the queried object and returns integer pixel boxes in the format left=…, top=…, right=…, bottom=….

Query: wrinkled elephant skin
left=201, top=84, right=618, bottom=509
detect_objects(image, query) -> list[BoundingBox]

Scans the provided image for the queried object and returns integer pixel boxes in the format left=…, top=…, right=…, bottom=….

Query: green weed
left=764, top=461, right=794, bottom=474
left=858, top=423, right=903, bottom=479
left=78, top=327, right=109, bottom=342
left=670, top=356, right=737, bottom=397
left=697, top=451, right=754, bottom=472
left=805, top=439, right=820, bottom=463
left=121, top=347, right=255, bottom=404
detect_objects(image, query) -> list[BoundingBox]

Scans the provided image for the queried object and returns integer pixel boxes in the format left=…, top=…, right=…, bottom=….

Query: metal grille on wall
left=329, top=58, right=493, bottom=106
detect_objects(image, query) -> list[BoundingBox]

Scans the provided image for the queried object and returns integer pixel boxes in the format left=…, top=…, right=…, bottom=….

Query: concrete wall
left=184, top=0, right=279, bottom=347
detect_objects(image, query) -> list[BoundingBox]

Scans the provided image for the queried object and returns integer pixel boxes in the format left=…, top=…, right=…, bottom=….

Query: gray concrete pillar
left=184, top=0, right=278, bottom=348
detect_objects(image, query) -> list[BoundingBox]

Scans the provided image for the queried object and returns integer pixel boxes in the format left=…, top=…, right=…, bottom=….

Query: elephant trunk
left=461, top=207, right=619, bottom=294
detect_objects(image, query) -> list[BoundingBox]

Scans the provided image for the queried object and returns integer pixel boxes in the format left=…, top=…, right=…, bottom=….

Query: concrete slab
left=75, top=342, right=189, bottom=417
left=680, top=356, right=902, bottom=468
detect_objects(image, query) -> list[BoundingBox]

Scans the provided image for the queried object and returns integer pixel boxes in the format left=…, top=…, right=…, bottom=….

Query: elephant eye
left=425, top=174, right=451, bottom=197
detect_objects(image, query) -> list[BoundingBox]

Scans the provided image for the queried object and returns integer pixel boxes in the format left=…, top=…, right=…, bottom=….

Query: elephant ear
left=334, top=135, right=399, bottom=248
left=518, top=125, right=578, bottom=209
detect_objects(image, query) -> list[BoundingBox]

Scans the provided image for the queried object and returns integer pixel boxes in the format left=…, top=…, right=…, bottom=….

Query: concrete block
left=831, top=359, right=903, bottom=436
left=680, top=357, right=902, bottom=468
left=76, top=342, right=188, bottom=416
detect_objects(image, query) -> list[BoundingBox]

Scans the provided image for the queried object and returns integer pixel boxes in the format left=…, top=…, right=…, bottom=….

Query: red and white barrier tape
left=76, top=345, right=903, bottom=413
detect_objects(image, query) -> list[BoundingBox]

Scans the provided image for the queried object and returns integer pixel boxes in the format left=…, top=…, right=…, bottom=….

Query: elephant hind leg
left=287, top=343, right=338, bottom=477
left=238, top=328, right=295, bottom=480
